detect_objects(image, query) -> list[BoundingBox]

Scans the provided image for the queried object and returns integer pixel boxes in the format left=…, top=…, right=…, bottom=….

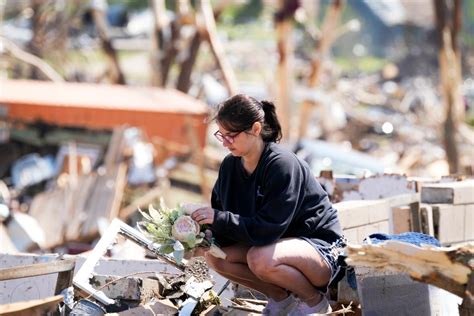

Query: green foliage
left=108, top=0, right=148, bottom=11
left=462, top=0, right=474, bottom=48
left=224, top=0, right=263, bottom=24
left=335, top=56, right=387, bottom=74
left=467, top=115, right=474, bottom=127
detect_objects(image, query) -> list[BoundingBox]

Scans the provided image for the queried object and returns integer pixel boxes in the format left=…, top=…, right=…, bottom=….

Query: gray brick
left=421, top=180, right=474, bottom=204
left=356, top=272, right=460, bottom=316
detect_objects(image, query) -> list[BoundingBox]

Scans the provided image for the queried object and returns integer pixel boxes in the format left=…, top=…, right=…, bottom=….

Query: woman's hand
left=192, top=246, right=210, bottom=258
left=190, top=206, right=215, bottom=225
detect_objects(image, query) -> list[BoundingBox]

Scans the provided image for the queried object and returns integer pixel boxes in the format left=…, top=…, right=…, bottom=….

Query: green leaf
left=148, top=204, right=163, bottom=221
left=159, top=244, right=174, bottom=254
left=159, top=197, right=169, bottom=213
left=138, top=207, right=152, bottom=221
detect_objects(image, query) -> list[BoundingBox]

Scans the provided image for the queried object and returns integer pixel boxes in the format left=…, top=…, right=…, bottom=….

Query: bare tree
left=160, top=0, right=194, bottom=86
left=274, top=0, right=299, bottom=142
left=200, top=0, right=238, bottom=96
left=149, top=0, right=166, bottom=86
left=176, top=28, right=203, bottom=93
left=176, top=0, right=236, bottom=94
left=1, top=36, right=64, bottom=82
left=434, top=0, right=463, bottom=174
left=297, top=0, right=344, bottom=141
left=90, top=0, right=126, bottom=84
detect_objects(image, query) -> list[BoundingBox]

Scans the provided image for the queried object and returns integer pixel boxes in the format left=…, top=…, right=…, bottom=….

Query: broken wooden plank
left=79, top=163, right=127, bottom=240
left=0, top=259, right=75, bottom=281
left=0, top=294, right=63, bottom=316
left=104, top=126, right=128, bottom=172
left=65, top=174, right=97, bottom=241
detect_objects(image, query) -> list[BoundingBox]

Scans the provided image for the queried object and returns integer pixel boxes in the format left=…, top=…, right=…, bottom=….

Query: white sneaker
left=262, top=294, right=297, bottom=316
left=288, top=296, right=332, bottom=315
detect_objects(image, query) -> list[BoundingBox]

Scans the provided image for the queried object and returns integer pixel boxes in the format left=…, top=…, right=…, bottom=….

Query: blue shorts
left=300, top=236, right=347, bottom=294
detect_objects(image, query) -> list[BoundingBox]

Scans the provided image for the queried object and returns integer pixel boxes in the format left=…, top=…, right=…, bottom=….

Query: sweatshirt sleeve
left=212, top=155, right=304, bottom=246
left=210, top=161, right=236, bottom=247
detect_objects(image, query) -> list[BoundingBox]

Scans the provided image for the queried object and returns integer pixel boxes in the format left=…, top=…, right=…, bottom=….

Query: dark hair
left=214, top=94, right=282, bottom=143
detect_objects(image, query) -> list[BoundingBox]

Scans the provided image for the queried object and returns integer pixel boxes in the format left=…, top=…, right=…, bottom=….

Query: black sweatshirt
left=211, top=142, right=343, bottom=247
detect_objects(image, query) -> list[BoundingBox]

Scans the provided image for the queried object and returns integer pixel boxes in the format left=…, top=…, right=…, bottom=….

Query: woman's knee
left=205, top=252, right=228, bottom=273
left=247, top=246, right=275, bottom=278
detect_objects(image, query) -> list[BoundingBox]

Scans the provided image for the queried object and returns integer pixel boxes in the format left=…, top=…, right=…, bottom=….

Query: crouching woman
left=190, top=94, right=345, bottom=315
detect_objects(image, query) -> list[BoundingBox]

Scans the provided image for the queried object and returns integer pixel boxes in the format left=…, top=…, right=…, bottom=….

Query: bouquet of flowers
left=138, top=198, right=226, bottom=263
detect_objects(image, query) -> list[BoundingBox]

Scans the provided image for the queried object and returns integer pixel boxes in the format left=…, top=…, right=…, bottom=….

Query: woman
left=190, top=94, right=345, bottom=315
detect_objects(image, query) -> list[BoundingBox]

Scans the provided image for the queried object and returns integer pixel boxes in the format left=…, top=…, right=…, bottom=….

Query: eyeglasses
left=213, top=130, right=243, bottom=144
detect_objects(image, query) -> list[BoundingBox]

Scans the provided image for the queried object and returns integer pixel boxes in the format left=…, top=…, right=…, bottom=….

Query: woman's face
left=215, top=122, right=261, bottom=157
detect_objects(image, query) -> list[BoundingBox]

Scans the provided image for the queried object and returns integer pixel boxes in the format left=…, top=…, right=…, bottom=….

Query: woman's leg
left=246, top=238, right=331, bottom=306
left=205, top=243, right=289, bottom=300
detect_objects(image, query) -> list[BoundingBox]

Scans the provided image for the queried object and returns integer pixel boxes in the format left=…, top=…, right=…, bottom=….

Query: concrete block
left=432, top=204, right=465, bottom=245
left=335, top=200, right=389, bottom=229
left=356, top=223, right=381, bottom=243
left=368, top=202, right=390, bottom=223
left=343, top=227, right=358, bottom=244
left=377, top=221, right=390, bottom=234
left=337, top=274, right=359, bottom=305
left=356, top=174, right=416, bottom=200
left=421, top=180, right=474, bottom=204
left=384, top=193, right=420, bottom=208
left=419, top=204, right=434, bottom=236
left=356, top=271, right=461, bottom=316
left=465, top=204, right=474, bottom=242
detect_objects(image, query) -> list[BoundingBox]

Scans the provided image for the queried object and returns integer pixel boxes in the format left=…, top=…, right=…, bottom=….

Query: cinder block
left=337, top=274, right=359, bottom=305
left=377, top=221, right=390, bottom=234
left=432, top=204, right=465, bottom=245
left=335, top=200, right=389, bottom=229
left=357, top=175, right=416, bottom=199
left=369, top=201, right=390, bottom=223
left=343, top=227, right=358, bottom=244
left=421, top=180, right=474, bottom=204
left=419, top=204, right=434, bottom=236
left=384, top=193, right=420, bottom=208
left=465, top=204, right=474, bottom=242
left=356, top=270, right=461, bottom=316
left=356, top=223, right=381, bottom=243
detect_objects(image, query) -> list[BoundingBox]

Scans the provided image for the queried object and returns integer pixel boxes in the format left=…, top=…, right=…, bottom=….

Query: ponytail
left=260, top=100, right=282, bottom=143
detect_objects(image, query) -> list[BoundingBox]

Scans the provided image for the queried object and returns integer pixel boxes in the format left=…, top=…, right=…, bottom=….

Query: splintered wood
left=346, top=241, right=473, bottom=298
